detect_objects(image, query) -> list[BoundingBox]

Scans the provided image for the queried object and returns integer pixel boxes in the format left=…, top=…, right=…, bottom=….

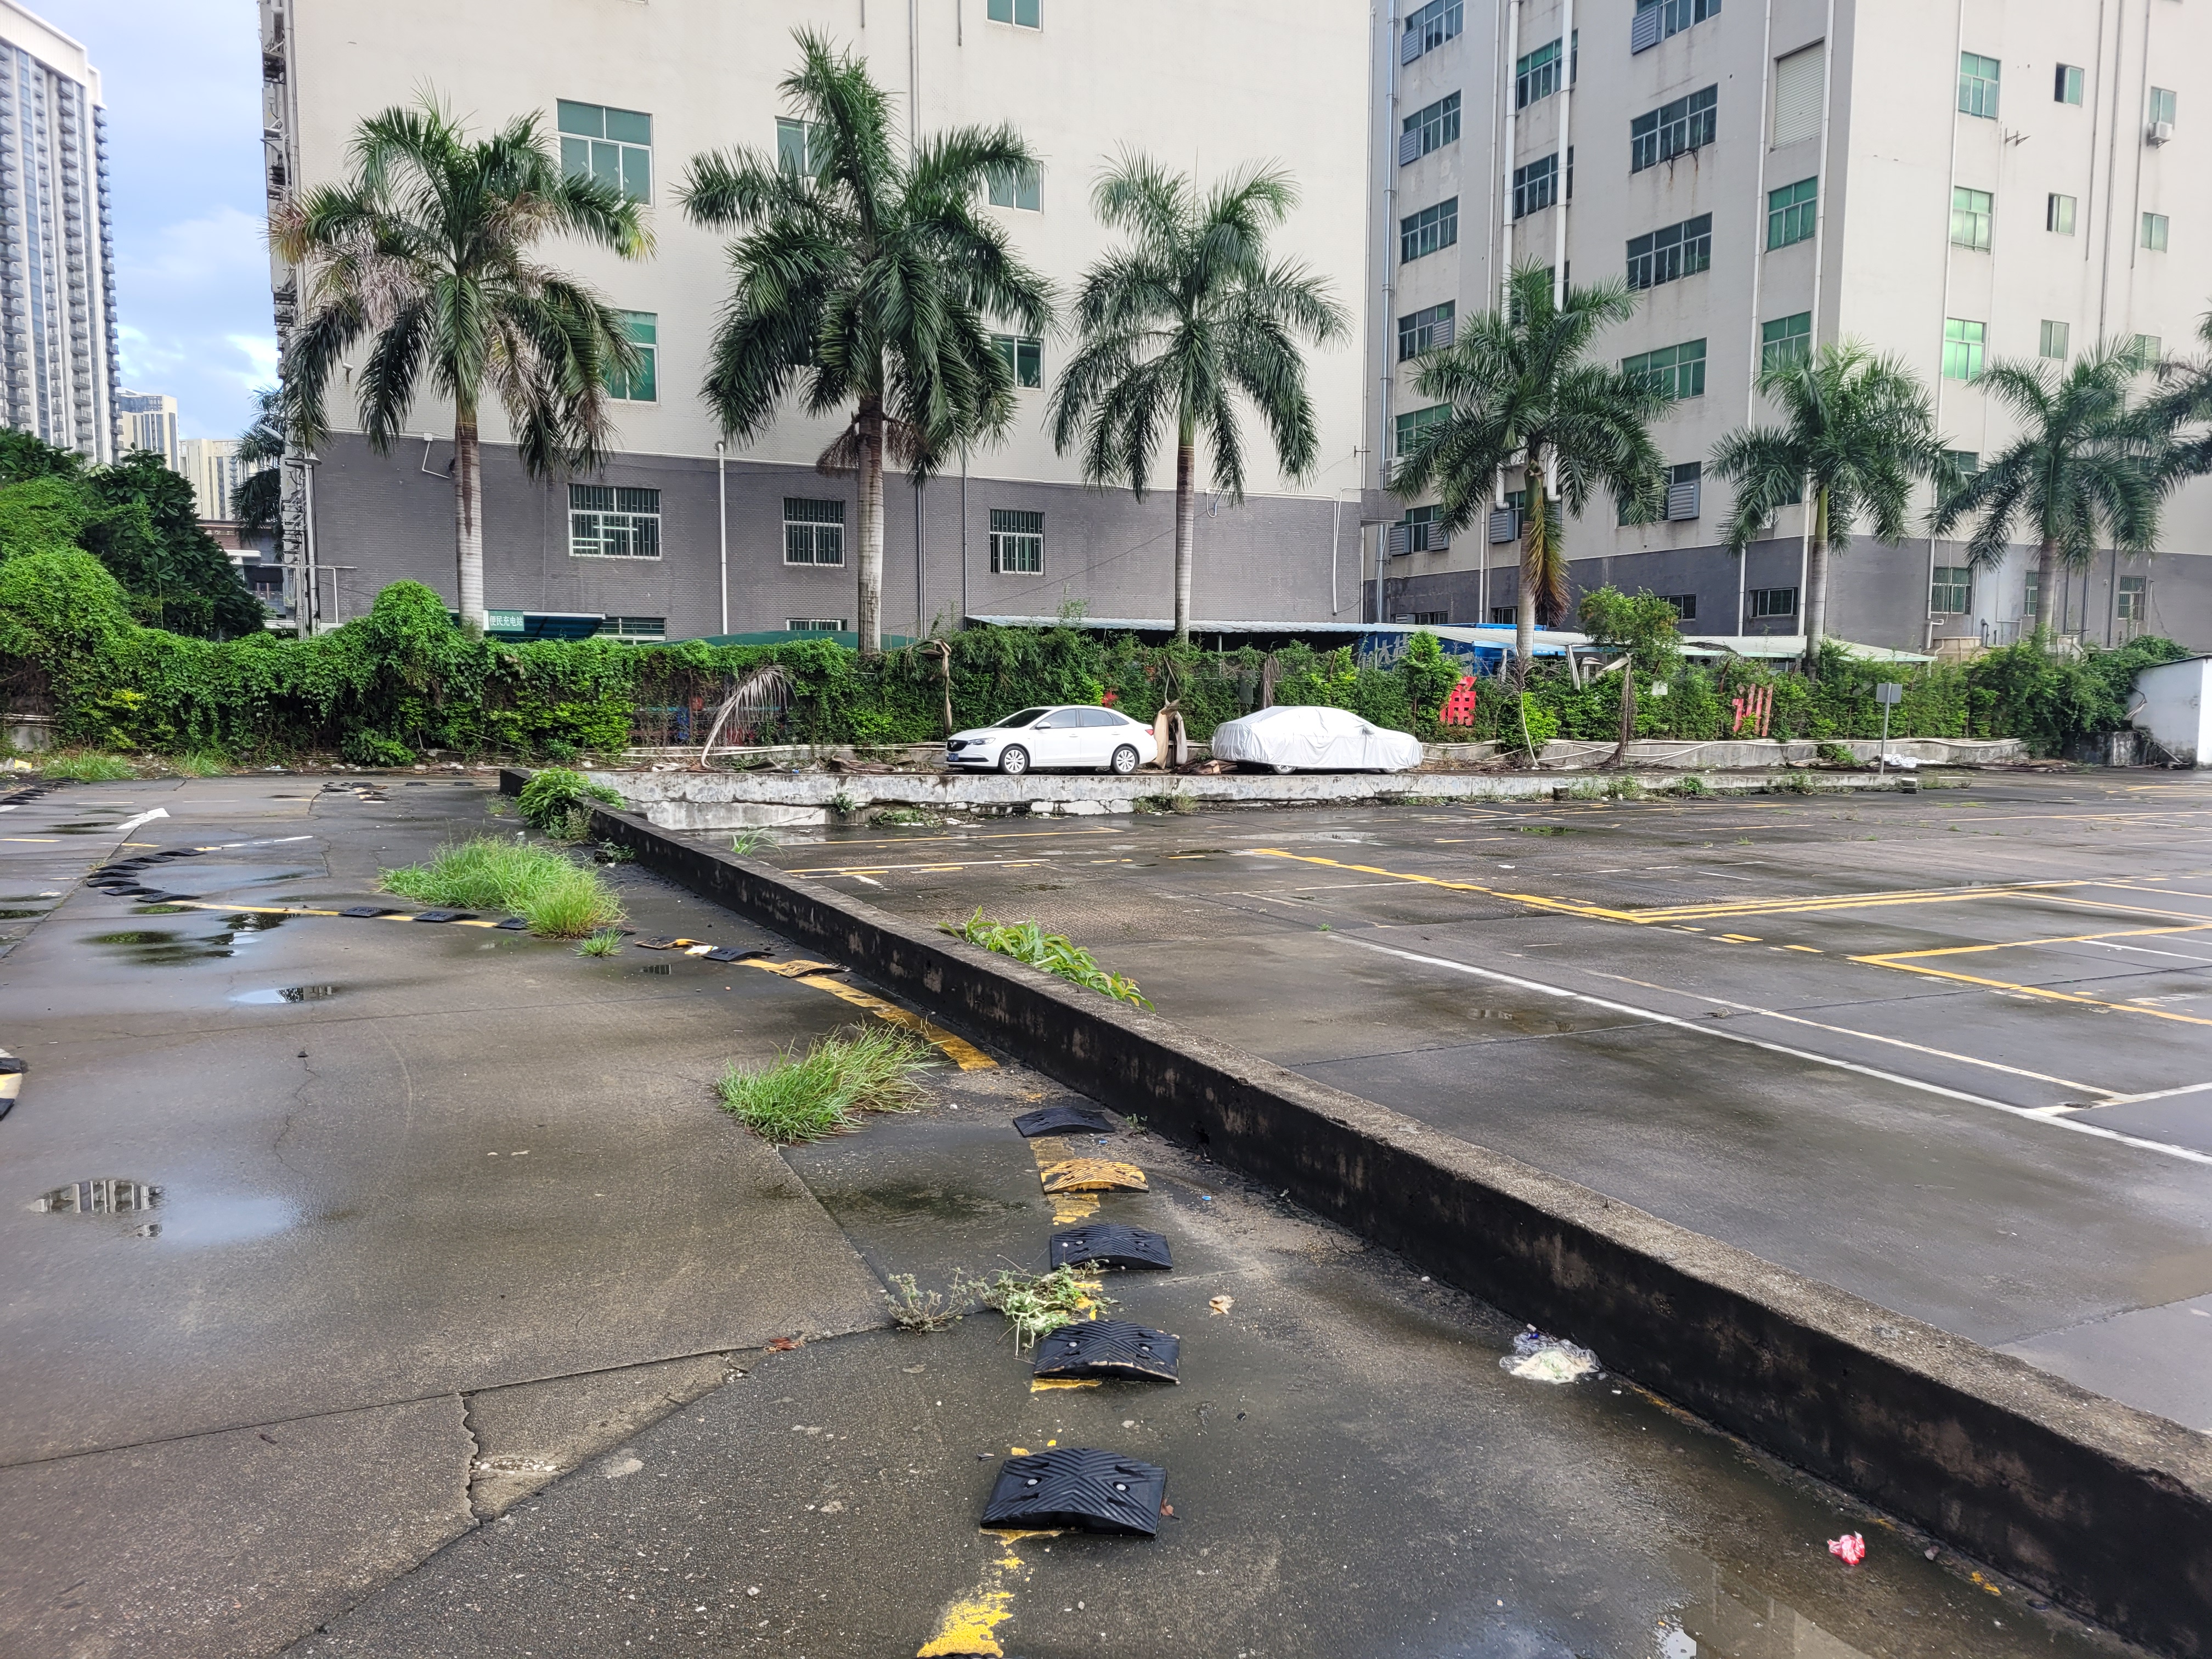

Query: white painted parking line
left=2092, top=1080, right=2212, bottom=1107
left=1329, top=934, right=2212, bottom=1168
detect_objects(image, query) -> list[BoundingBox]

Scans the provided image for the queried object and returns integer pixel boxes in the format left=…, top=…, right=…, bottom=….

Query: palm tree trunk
left=855, top=400, right=885, bottom=657
left=2034, top=536, right=2061, bottom=647
left=452, top=393, right=487, bottom=631
left=1173, top=418, right=1197, bottom=642
left=1514, top=458, right=1545, bottom=689
left=1801, top=486, right=1830, bottom=672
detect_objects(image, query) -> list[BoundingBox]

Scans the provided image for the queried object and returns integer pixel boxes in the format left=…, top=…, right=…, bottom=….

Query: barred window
left=989, top=509, right=1043, bottom=575
left=597, top=615, right=666, bottom=641
left=1626, top=213, right=1712, bottom=290
left=1400, top=198, right=1458, bottom=263
left=569, top=484, right=661, bottom=558
left=1630, top=86, right=1717, bottom=172
left=1622, top=338, right=1707, bottom=400
left=783, top=498, right=846, bottom=567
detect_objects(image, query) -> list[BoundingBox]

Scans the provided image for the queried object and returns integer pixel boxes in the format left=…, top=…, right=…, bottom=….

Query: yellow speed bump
left=1037, top=1158, right=1148, bottom=1194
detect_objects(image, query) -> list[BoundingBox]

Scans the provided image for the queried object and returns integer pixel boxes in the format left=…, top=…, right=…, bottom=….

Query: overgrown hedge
left=0, top=551, right=2181, bottom=761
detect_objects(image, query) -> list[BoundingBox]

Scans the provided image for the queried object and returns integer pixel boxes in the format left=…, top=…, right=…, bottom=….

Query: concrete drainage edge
left=508, top=772, right=2212, bottom=1658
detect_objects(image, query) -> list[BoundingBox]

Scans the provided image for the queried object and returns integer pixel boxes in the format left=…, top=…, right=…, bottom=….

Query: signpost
left=1873, top=682, right=1904, bottom=774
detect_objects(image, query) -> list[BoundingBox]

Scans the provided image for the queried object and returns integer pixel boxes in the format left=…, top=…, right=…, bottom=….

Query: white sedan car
left=945, top=705, right=1160, bottom=776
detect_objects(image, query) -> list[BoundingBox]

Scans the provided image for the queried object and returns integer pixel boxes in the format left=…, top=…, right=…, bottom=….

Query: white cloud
left=112, top=207, right=277, bottom=437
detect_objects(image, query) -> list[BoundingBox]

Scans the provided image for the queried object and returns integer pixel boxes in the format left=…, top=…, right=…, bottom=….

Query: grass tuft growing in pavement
left=729, top=826, right=780, bottom=856
left=517, top=766, right=623, bottom=838
left=982, top=1267, right=1114, bottom=1350
left=39, top=751, right=137, bottom=782
left=887, top=1271, right=985, bottom=1332
left=716, top=1026, right=933, bottom=1144
left=170, top=749, right=232, bottom=778
left=380, top=836, right=624, bottom=938
left=939, top=910, right=1152, bottom=1009
left=575, top=929, right=624, bottom=957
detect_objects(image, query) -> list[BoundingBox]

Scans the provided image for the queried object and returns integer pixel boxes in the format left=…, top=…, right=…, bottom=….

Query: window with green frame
left=1950, top=187, right=1993, bottom=250
left=2129, top=334, right=2162, bottom=369
left=1761, top=312, right=1810, bottom=369
left=1396, top=503, right=1447, bottom=552
left=1403, top=93, right=1461, bottom=160
left=1516, top=38, right=1563, bottom=108
left=989, top=509, right=1044, bottom=574
left=986, top=0, right=1040, bottom=26
left=1943, top=318, right=1986, bottom=381
left=2039, top=320, right=2069, bottom=359
left=1767, top=178, right=1816, bottom=249
left=557, top=100, right=652, bottom=201
left=1401, top=198, right=1459, bottom=263
left=607, top=312, right=657, bottom=402
left=776, top=118, right=823, bottom=174
left=1930, top=566, right=1971, bottom=615
left=2054, top=64, right=2084, bottom=106
left=1394, top=403, right=1451, bottom=456
left=1958, top=52, right=2001, bottom=120
left=1397, top=301, right=1454, bottom=361
left=2117, top=574, right=2148, bottom=620
left=1622, top=338, right=1707, bottom=400
left=987, top=163, right=1041, bottom=211
left=991, top=333, right=1043, bottom=388
left=2142, top=212, right=2169, bottom=252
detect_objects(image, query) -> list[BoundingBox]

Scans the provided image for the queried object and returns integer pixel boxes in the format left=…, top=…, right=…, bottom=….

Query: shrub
left=342, top=730, right=415, bottom=768
left=379, top=837, right=624, bottom=936
left=517, top=766, right=623, bottom=834
left=940, top=909, right=1152, bottom=1008
left=716, top=1026, right=933, bottom=1143
left=38, top=750, right=136, bottom=782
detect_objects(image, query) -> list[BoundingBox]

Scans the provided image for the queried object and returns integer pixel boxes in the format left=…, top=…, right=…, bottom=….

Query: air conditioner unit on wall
left=2148, top=120, right=2174, bottom=145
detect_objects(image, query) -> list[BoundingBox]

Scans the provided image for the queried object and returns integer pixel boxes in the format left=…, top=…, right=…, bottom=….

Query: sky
left=41, top=0, right=273, bottom=439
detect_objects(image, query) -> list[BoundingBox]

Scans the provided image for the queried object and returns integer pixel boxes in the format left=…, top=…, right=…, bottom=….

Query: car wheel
left=1272, top=764, right=1296, bottom=775
left=1109, top=744, right=1139, bottom=776
left=1000, top=745, right=1030, bottom=776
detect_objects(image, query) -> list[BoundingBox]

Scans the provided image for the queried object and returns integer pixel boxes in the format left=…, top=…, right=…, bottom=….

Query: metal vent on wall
left=1398, top=129, right=1423, bottom=166
left=1489, top=509, right=1520, bottom=544
left=1630, top=5, right=1663, bottom=52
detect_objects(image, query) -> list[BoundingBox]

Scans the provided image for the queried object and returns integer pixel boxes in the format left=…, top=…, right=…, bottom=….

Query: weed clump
left=982, top=1267, right=1114, bottom=1350
left=887, top=1271, right=985, bottom=1332
left=716, top=1026, right=933, bottom=1143
left=517, top=766, right=623, bottom=837
left=940, top=910, right=1152, bottom=1008
left=575, top=929, right=624, bottom=957
left=39, top=751, right=136, bottom=782
left=729, top=826, right=781, bottom=856
left=380, top=836, right=624, bottom=937
left=1669, top=774, right=1711, bottom=797
left=1135, top=791, right=1196, bottom=815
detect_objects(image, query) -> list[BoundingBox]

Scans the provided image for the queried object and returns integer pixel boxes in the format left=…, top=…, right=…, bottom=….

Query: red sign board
left=1440, top=674, right=1479, bottom=728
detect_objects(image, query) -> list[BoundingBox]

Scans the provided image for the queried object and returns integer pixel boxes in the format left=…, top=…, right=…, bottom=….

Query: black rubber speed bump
left=1051, top=1223, right=1173, bottom=1272
left=702, top=945, right=763, bottom=963
left=982, top=1448, right=1165, bottom=1536
left=1013, top=1103, right=1114, bottom=1138
left=0, top=1056, right=25, bottom=1074
left=631, top=936, right=683, bottom=951
left=494, top=917, right=531, bottom=930
left=1031, top=1319, right=1180, bottom=1384
left=414, top=910, right=474, bottom=923
left=341, top=906, right=396, bottom=918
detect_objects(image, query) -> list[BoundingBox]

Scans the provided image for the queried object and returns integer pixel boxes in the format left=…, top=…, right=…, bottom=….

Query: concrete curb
left=520, top=772, right=2212, bottom=1656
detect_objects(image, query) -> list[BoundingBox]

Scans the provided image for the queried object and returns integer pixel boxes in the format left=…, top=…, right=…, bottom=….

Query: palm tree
left=1712, top=342, right=1946, bottom=666
left=1048, top=154, right=1346, bottom=642
left=232, top=385, right=284, bottom=538
left=2143, top=311, right=2212, bottom=491
left=1392, top=265, right=1668, bottom=682
left=1929, top=343, right=2160, bottom=644
left=680, top=29, right=1053, bottom=657
left=275, top=95, right=650, bottom=630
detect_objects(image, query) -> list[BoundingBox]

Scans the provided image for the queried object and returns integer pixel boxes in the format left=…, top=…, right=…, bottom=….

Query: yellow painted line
left=1719, top=933, right=1762, bottom=943
left=1244, top=849, right=1640, bottom=921
left=788, top=858, right=1054, bottom=876
left=1784, top=945, right=1821, bottom=953
left=1866, top=920, right=2212, bottom=963
left=1030, top=1137, right=1103, bottom=1222
left=1849, top=956, right=2212, bottom=1029
left=1030, top=1378, right=1101, bottom=1392
left=795, top=974, right=996, bottom=1070
left=1, top=838, right=58, bottom=843
left=1039, top=1158, right=1148, bottom=1193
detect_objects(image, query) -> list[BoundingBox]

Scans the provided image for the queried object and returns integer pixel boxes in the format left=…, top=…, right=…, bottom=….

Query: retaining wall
left=532, top=773, right=2212, bottom=1656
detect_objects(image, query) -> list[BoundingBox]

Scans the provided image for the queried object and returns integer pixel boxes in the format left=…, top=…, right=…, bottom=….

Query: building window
left=2022, top=571, right=2041, bottom=619
left=597, top=616, right=666, bottom=642
left=1403, top=0, right=1464, bottom=63
left=1767, top=178, right=1818, bottom=249
left=1395, top=503, right=1448, bottom=552
left=2142, top=212, right=2169, bottom=252
left=988, top=163, right=1041, bottom=211
left=1771, top=43, right=1824, bottom=145
left=1401, top=198, right=1459, bottom=263
left=2047, top=193, right=2076, bottom=235
left=1411, top=611, right=1450, bottom=627
left=1516, top=38, right=1564, bottom=109
left=1513, top=154, right=1559, bottom=219
left=776, top=118, right=823, bottom=174
left=986, top=0, right=1040, bottom=26
left=2039, top=320, right=2069, bottom=359
left=2055, top=64, right=2084, bottom=106
left=607, top=312, right=657, bottom=402
left=1626, top=213, right=1712, bottom=290
left=783, top=498, right=847, bottom=567
left=989, top=509, right=1044, bottom=574
left=1398, top=301, right=1455, bottom=361
left=1950, top=187, right=1994, bottom=251
left=2129, top=334, right=2162, bottom=369
left=786, top=617, right=849, bottom=633
left=2149, top=87, right=2177, bottom=128
left=1394, top=403, right=1451, bottom=456
left=1664, top=461, right=1702, bottom=521
left=1958, top=52, right=2001, bottom=120
left=1750, top=586, right=1797, bottom=619
left=1930, top=566, right=1971, bottom=615
left=1660, top=593, right=1699, bottom=621
left=1630, top=86, right=1717, bottom=173
left=1761, top=312, right=1811, bottom=370
left=992, top=334, right=1043, bottom=388
left=1402, top=93, right=1461, bottom=162
left=1942, top=318, right=1986, bottom=382
left=557, top=100, right=652, bottom=201
left=2117, top=574, right=2148, bottom=621
left=1633, top=0, right=1721, bottom=53
left=1622, top=337, right=1707, bottom=400
left=569, top=485, right=661, bottom=558
left=1943, top=449, right=1980, bottom=480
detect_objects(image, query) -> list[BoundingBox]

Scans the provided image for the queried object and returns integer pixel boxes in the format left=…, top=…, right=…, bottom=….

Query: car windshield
left=996, top=708, right=1052, bottom=729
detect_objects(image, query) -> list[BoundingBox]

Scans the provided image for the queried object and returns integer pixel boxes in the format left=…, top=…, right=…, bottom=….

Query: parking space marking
left=794, top=974, right=997, bottom=1070
left=1847, top=953, right=2212, bottom=1030
left=1864, top=921, right=2212, bottom=964
left=1332, top=934, right=2212, bottom=1166
left=786, top=858, right=1065, bottom=877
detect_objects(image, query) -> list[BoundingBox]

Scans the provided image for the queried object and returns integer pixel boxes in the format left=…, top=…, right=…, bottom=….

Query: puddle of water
left=230, top=984, right=340, bottom=1005
left=33, top=1178, right=160, bottom=1216
left=91, top=912, right=286, bottom=966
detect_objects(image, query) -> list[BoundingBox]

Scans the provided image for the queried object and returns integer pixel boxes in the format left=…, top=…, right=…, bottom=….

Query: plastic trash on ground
left=1879, top=753, right=1920, bottom=770
left=1827, top=1532, right=1867, bottom=1565
left=1498, top=1328, right=1599, bottom=1384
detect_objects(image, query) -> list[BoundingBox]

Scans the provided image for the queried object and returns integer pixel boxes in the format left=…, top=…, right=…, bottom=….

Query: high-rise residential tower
left=117, top=388, right=178, bottom=467
left=0, top=1, right=119, bottom=462
left=1366, top=0, right=2212, bottom=652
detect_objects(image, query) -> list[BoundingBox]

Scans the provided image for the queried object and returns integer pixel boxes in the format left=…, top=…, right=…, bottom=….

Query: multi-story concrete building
left=0, top=1, right=119, bottom=464
left=260, top=0, right=1374, bottom=636
left=117, top=387, right=178, bottom=467
left=179, top=435, right=257, bottom=524
left=1366, top=0, right=2212, bottom=652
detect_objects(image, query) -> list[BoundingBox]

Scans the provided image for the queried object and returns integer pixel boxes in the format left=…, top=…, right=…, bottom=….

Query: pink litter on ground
left=1827, top=1532, right=1867, bottom=1565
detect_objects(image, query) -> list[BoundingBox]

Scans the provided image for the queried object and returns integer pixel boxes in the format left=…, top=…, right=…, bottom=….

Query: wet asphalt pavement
left=729, top=771, right=2212, bottom=1432
left=0, top=772, right=2166, bottom=1658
